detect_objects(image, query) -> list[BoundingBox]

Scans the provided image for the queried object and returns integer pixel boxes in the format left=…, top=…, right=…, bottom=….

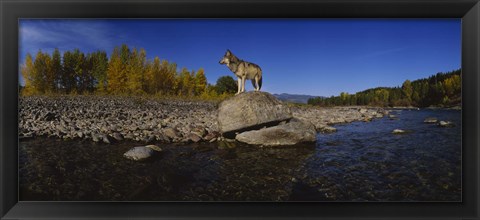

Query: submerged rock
left=123, top=146, right=161, bottom=161
left=438, top=121, right=454, bottom=127
left=235, top=118, right=316, bottom=147
left=424, top=117, right=438, bottom=123
left=217, top=91, right=292, bottom=138
left=392, top=129, right=407, bottom=134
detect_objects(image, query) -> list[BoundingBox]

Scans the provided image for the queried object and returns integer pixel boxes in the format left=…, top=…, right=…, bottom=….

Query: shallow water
left=19, top=109, right=461, bottom=201
left=291, top=109, right=461, bottom=201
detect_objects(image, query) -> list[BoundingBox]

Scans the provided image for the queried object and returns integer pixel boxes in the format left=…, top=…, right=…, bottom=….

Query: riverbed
left=19, top=108, right=461, bottom=201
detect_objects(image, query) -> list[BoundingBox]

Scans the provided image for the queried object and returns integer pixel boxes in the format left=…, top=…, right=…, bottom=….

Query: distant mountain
left=273, top=93, right=320, bottom=104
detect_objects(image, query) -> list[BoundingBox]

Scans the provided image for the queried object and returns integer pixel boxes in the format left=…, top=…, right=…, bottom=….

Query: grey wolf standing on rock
left=219, top=49, right=263, bottom=95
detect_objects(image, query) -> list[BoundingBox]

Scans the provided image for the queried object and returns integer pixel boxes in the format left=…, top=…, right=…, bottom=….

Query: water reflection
left=20, top=138, right=315, bottom=201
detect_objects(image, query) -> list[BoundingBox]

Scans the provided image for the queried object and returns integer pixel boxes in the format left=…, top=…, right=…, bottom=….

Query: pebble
left=111, top=132, right=124, bottom=141
left=438, top=121, right=454, bottom=127
left=188, top=133, right=202, bottom=143
left=424, top=117, right=438, bottom=123
left=392, top=129, right=407, bottom=134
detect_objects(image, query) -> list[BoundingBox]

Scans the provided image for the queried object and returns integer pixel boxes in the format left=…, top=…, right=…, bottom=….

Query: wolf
left=219, top=49, right=262, bottom=95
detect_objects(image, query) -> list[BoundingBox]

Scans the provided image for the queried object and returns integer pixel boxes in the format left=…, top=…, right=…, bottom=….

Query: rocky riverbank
left=19, top=96, right=220, bottom=144
left=291, top=105, right=389, bottom=132
left=19, top=95, right=389, bottom=144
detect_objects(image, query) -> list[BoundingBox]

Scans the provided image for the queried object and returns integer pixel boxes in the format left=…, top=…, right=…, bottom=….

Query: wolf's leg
left=254, top=76, right=260, bottom=91
left=241, top=76, right=246, bottom=93
left=236, top=77, right=241, bottom=95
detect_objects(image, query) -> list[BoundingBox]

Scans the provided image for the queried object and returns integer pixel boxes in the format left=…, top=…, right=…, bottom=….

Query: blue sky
left=19, top=19, right=461, bottom=96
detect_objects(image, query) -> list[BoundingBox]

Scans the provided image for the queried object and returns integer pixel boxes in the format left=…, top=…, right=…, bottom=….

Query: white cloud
left=19, top=20, right=120, bottom=56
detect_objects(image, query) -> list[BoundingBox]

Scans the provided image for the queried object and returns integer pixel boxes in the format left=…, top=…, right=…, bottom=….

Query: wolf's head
left=219, top=49, right=235, bottom=65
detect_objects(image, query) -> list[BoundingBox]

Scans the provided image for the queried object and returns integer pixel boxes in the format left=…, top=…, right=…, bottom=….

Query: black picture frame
left=1, top=0, right=479, bottom=219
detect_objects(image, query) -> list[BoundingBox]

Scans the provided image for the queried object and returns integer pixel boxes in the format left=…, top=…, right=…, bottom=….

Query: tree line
left=308, top=69, right=461, bottom=107
left=20, top=44, right=238, bottom=98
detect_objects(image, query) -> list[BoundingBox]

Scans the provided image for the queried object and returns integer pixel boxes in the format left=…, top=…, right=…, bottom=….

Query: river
left=19, top=109, right=461, bottom=201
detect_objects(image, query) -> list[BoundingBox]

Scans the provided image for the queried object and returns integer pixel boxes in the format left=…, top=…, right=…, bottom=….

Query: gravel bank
left=19, top=96, right=389, bottom=143
left=291, top=105, right=389, bottom=132
left=19, top=96, right=220, bottom=144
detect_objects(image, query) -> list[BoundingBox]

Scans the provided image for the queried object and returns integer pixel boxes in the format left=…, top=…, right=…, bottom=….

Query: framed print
left=1, top=0, right=479, bottom=219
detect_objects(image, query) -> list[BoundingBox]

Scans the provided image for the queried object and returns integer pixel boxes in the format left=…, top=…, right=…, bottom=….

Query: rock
left=218, top=140, right=238, bottom=149
left=359, top=108, right=368, bottom=114
left=203, top=132, right=218, bottom=141
left=235, top=118, right=316, bottom=147
left=145, top=135, right=156, bottom=143
left=123, top=146, right=155, bottom=161
left=449, top=106, right=461, bottom=110
left=191, top=127, right=206, bottom=137
left=92, top=133, right=100, bottom=142
left=100, top=134, right=111, bottom=144
left=392, top=129, right=407, bottom=134
left=124, top=133, right=134, bottom=140
left=188, top=133, right=202, bottom=143
left=43, top=112, right=56, bottom=121
left=145, top=144, right=162, bottom=152
left=155, top=133, right=169, bottom=143
left=217, top=91, right=292, bottom=137
left=329, top=117, right=346, bottom=124
left=363, top=116, right=373, bottom=122
left=111, top=132, right=124, bottom=141
left=318, top=125, right=337, bottom=133
left=128, top=126, right=138, bottom=131
left=163, top=127, right=180, bottom=140
left=424, top=117, right=438, bottom=123
left=438, top=121, right=454, bottom=127
left=19, top=132, right=34, bottom=140
left=56, top=125, right=68, bottom=134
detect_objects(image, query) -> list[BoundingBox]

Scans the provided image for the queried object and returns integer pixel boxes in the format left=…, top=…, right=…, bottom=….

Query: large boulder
left=218, top=91, right=292, bottom=137
left=235, top=118, right=316, bottom=147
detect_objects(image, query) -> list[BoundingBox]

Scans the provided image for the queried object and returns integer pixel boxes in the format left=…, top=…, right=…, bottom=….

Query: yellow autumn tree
left=194, top=68, right=207, bottom=95
left=152, top=57, right=163, bottom=94
left=32, top=50, right=52, bottom=94
left=127, top=48, right=146, bottom=94
left=158, top=60, right=176, bottom=95
left=177, top=68, right=194, bottom=97
left=21, top=53, right=35, bottom=95
left=107, top=46, right=125, bottom=93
